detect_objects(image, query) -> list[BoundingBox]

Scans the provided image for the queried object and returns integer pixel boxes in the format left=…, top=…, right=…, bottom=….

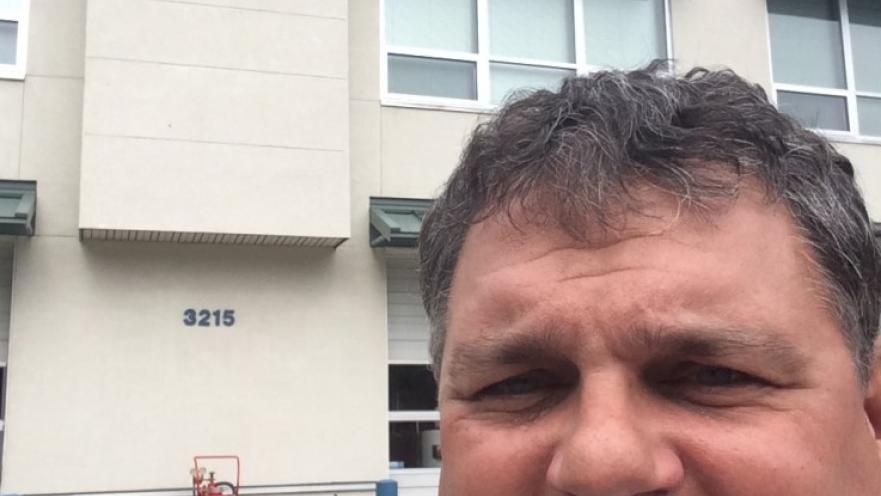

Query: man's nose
left=545, top=376, right=684, bottom=495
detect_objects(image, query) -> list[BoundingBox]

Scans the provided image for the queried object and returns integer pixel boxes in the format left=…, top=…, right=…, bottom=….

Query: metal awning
left=0, top=180, right=36, bottom=236
left=369, top=197, right=431, bottom=248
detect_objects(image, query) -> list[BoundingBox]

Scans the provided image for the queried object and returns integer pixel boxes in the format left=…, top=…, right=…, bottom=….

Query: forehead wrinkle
left=461, top=210, right=688, bottom=288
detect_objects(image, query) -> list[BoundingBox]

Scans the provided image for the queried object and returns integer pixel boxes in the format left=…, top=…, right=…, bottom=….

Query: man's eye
left=690, top=366, right=761, bottom=387
left=658, top=362, right=770, bottom=392
left=476, top=370, right=564, bottom=399
left=651, top=362, right=774, bottom=408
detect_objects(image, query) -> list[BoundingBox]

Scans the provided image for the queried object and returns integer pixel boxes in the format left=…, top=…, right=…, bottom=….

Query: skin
left=437, top=190, right=881, bottom=495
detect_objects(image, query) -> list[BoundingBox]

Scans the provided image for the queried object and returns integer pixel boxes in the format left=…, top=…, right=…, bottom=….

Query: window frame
left=388, top=359, right=440, bottom=426
left=388, top=359, right=440, bottom=470
left=0, top=0, right=28, bottom=80
left=380, top=0, right=673, bottom=113
left=767, top=0, right=881, bottom=144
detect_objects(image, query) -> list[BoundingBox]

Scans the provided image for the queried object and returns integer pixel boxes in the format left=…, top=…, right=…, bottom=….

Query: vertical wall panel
left=387, top=255, right=431, bottom=363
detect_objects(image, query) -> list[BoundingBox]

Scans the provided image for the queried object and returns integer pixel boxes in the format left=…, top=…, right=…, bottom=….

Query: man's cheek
left=439, top=416, right=555, bottom=496
left=676, top=418, right=840, bottom=495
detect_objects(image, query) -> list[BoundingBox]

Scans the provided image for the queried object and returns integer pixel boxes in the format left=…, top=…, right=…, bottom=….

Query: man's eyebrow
left=446, top=324, right=811, bottom=381
left=446, top=328, right=573, bottom=381
left=627, top=325, right=810, bottom=370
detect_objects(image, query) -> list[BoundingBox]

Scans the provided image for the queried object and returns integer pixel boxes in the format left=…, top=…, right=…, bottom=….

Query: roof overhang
left=369, top=197, right=431, bottom=248
left=0, top=180, right=36, bottom=236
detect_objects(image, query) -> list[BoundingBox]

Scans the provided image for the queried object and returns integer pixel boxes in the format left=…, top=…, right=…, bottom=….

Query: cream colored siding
left=669, top=0, right=773, bottom=90
left=0, top=82, right=22, bottom=180
left=380, top=107, right=484, bottom=199
left=387, top=255, right=431, bottom=363
left=20, top=75, right=83, bottom=237
left=85, top=0, right=346, bottom=78
left=25, top=0, right=85, bottom=78
left=78, top=0, right=350, bottom=241
left=3, top=237, right=387, bottom=492
left=79, top=134, right=348, bottom=237
left=180, top=0, right=347, bottom=18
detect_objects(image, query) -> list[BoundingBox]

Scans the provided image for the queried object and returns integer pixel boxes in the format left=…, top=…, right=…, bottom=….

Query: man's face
left=437, top=190, right=881, bottom=495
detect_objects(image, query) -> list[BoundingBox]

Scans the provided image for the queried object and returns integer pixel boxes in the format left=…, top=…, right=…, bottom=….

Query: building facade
left=0, top=1, right=877, bottom=495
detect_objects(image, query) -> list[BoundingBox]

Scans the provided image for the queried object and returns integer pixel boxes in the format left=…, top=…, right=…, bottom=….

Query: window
left=386, top=255, right=440, bottom=476
left=388, top=365, right=439, bottom=469
left=768, top=0, right=881, bottom=139
left=382, top=0, right=670, bottom=109
left=0, top=0, right=28, bottom=79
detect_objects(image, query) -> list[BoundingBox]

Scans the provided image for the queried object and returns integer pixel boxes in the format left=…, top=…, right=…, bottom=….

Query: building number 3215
left=183, top=309, right=236, bottom=327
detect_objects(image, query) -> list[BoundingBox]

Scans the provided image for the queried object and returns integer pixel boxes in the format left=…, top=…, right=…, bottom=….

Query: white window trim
left=389, top=359, right=432, bottom=366
left=389, top=410, right=440, bottom=423
left=389, top=467, right=441, bottom=492
left=387, top=360, right=439, bottom=424
left=380, top=0, right=673, bottom=113
left=768, top=0, right=881, bottom=142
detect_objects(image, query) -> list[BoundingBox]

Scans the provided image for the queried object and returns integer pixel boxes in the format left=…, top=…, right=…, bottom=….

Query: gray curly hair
left=418, top=62, right=881, bottom=383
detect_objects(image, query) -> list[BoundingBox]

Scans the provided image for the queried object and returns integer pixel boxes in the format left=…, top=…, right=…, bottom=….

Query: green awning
left=369, top=197, right=431, bottom=247
left=0, top=180, right=36, bottom=236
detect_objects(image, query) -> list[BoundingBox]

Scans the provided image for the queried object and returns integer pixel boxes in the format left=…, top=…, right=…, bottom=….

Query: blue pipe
left=376, top=479, right=398, bottom=496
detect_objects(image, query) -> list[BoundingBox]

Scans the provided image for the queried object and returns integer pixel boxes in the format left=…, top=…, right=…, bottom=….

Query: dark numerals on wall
left=183, top=309, right=236, bottom=327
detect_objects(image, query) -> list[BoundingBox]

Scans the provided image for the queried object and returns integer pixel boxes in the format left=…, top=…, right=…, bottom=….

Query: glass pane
left=390, top=421, right=441, bottom=469
left=849, top=0, right=881, bottom=93
left=389, top=365, right=438, bottom=411
left=0, top=21, right=17, bottom=65
left=386, top=0, right=477, bottom=53
left=490, top=63, right=574, bottom=104
left=584, top=0, right=667, bottom=69
left=388, top=55, right=477, bottom=100
left=768, top=0, right=846, bottom=88
left=858, top=97, right=881, bottom=137
left=490, top=0, right=575, bottom=63
left=778, top=91, right=849, bottom=131
left=0, top=0, right=26, bottom=12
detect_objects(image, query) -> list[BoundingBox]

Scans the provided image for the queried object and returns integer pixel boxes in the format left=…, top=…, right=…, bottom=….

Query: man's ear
left=865, top=342, right=881, bottom=442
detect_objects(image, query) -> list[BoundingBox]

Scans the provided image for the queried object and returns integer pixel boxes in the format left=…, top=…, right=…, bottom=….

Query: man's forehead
left=456, top=186, right=803, bottom=284
left=442, top=185, right=841, bottom=378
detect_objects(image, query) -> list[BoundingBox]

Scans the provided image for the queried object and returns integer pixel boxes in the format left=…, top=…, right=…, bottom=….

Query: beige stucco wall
left=379, top=108, right=481, bottom=199
left=78, top=0, right=350, bottom=239
left=0, top=81, right=23, bottom=180
left=2, top=0, right=392, bottom=493
left=4, top=237, right=388, bottom=492
left=670, top=0, right=773, bottom=90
